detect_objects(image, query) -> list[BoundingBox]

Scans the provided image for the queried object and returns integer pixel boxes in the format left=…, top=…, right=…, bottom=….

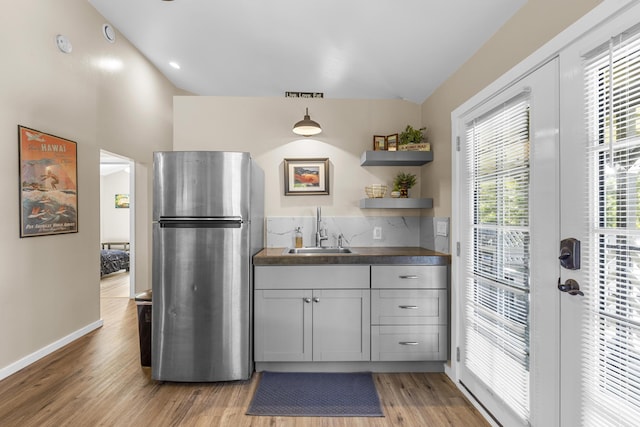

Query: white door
left=559, top=6, right=640, bottom=427
left=456, top=4, right=640, bottom=426
left=457, top=58, right=560, bottom=427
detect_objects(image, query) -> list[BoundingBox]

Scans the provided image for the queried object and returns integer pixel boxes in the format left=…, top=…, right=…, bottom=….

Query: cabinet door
left=254, top=289, right=312, bottom=362
left=312, top=289, right=371, bottom=361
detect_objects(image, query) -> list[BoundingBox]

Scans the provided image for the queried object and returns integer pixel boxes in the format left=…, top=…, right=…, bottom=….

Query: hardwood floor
left=0, top=273, right=489, bottom=426
left=100, top=270, right=131, bottom=298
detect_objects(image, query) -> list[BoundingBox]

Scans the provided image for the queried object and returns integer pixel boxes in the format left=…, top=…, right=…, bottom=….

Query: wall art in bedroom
left=18, top=125, right=78, bottom=237
left=115, top=194, right=129, bottom=208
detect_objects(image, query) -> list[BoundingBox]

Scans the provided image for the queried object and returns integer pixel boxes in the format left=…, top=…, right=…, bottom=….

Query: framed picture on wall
left=386, top=133, right=398, bottom=151
left=373, top=135, right=387, bottom=151
left=18, top=125, right=78, bottom=237
left=284, top=158, right=330, bottom=195
left=115, top=194, right=130, bottom=208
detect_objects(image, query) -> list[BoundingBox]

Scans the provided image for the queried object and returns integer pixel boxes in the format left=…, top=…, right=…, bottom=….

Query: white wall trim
left=0, top=320, right=103, bottom=381
left=128, top=159, right=136, bottom=299
left=448, top=0, right=636, bottom=418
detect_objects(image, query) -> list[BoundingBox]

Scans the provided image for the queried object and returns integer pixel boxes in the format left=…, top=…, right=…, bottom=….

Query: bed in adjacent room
left=100, top=249, right=130, bottom=276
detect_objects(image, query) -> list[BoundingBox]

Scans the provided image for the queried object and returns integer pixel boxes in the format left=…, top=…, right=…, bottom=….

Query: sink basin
left=284, top=247, right=355, bottom=255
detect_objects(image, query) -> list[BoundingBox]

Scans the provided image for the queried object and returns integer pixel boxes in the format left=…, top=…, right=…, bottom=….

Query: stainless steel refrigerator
left=151, top=151, right=264, bottom=382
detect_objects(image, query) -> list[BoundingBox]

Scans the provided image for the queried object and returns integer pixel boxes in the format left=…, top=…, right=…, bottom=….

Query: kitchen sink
left=284, top=247, right=355, bottom=255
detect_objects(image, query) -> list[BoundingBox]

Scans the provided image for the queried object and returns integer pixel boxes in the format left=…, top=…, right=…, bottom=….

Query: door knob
left=557, top=278, right=584, bottom=296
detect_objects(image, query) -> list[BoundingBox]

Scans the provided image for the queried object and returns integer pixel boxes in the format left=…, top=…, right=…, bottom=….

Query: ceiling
left=100, top=152, right=130, bottom=176
left=89, top=0, right=526, bottom=104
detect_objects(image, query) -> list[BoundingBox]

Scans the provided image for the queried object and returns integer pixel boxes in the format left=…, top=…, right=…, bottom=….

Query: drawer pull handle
left=304, top=298, right=311, bottom=303
left=399, top=305, right=419, bottom=309
left=399, top=275, right=419, bottom=279
left=399, top=341, right=419, bottom=346
left=313, top=297, right=320, bottom=303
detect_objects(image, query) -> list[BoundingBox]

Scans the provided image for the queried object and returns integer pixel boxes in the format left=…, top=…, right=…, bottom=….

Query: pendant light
left=292, top=108, right=322, bottom=137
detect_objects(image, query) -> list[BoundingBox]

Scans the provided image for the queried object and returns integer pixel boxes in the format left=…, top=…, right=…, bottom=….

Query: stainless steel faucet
left=315, top=206, right=328, bottom=247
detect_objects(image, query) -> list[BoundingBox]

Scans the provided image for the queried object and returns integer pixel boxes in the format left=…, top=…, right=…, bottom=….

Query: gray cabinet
left=253, top=263, right=449, bottom=365
left=371, top=265, right=448, bottom=361
left=254, top=266, right=370, bottom=362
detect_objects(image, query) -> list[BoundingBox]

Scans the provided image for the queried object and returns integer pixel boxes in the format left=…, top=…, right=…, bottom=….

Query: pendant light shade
left=292, top=108, right=322, bottom=137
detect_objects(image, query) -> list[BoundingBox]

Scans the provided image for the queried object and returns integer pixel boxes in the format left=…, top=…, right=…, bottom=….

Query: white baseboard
left=0, top=319, right=104, bottom=381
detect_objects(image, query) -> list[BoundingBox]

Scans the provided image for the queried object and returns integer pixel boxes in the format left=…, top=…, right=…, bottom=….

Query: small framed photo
left=284, top=158, right=330, bottom=196
left=386, top=134, right=398, bottom=151
left=115, top=194, right=130, bottom=208
left=373, top=135, right=387, bottom=151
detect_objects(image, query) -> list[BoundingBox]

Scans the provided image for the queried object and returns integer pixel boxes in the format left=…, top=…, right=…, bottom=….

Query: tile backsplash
left=266, top=216, right=450, bottom=253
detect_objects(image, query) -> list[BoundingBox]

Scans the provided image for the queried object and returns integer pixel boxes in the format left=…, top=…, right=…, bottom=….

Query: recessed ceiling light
left=102, top=24, right=116, bottom=43
left=169, top=61, right=181, bottom=69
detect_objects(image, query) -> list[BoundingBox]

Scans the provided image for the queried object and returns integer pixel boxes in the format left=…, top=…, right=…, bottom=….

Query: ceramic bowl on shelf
left=365, top=184, right=387, bottom=198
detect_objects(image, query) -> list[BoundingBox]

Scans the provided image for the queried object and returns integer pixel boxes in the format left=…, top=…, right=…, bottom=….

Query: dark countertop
left=253, top=247, right=451, bottom=266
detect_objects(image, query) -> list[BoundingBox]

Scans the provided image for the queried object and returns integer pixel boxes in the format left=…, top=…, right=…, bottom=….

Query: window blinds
left=583, top=24, right=640, bottom=427
left=464, top=93, right=531, bottom=423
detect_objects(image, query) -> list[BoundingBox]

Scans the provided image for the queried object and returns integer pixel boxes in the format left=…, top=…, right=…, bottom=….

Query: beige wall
left=420, top=0, right=602, bottom=218
left=0, top=0, right=177, bottom=373
left=174, top=97, right=425, bottom=217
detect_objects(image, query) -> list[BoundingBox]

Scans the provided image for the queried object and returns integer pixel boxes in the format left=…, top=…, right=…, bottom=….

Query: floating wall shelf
left=359, top=198, right=433, bottom=209
left=360, top=150, right=433, bottom=166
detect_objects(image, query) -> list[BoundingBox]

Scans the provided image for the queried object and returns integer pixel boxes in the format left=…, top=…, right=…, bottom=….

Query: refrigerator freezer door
left=152, top=222, right=251, bottom=382
left=153, top=151, right=251, bottom=220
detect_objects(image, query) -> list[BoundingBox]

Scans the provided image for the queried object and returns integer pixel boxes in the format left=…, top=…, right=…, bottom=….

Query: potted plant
left=393, top=172, right=417, bottom=198
left=399, top=125, right=426, bottom=148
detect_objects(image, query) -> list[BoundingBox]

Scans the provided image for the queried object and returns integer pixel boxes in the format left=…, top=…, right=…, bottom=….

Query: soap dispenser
left=295, top=227, right=303, bottom=248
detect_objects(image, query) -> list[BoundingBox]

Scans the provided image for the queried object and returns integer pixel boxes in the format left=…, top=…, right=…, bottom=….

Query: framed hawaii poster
left=18, top=125, right=78, bottom=237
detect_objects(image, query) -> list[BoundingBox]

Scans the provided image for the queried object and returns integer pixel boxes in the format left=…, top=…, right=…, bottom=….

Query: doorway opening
left=100, top=150, right=135, bottom=299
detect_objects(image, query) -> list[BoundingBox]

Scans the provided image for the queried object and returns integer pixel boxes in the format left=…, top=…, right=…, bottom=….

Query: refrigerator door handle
left=158, top=217, right=243, bottom=228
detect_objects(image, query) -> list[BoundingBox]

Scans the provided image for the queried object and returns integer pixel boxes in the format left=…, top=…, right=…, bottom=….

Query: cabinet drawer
left=371, top=265, right=447, bottom=289
left=371, top=289, right=447, bottom=325
left=371, top=325, right=448, bottom=361
left=255, top=265, right=370, bottom=289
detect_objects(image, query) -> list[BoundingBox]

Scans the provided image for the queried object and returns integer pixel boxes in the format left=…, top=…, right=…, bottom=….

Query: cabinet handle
left=304, top=298, right=311, bottom=303
left=399, top=275, right=419, bottom=279
left=313, top=297, right=320, bottom=303
left=399, top=305, right=419, bottom=309
left=399, top=341, right=419, bottom=346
